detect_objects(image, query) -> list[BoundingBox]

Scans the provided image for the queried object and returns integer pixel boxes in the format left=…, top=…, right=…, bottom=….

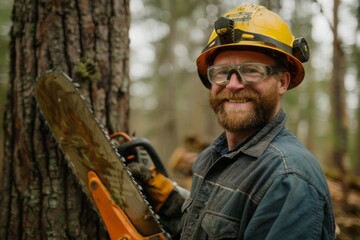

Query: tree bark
left=0, top=0, right=130, bottom=239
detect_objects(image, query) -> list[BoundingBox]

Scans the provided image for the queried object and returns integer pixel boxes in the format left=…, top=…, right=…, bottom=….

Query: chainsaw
left=34, top=71, right=171, bottom=240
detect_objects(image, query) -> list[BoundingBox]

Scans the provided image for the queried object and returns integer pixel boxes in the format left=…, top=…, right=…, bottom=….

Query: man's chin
left=216, top=112, right=259, bottom=132
left=223, top=105, right=255, bottom=119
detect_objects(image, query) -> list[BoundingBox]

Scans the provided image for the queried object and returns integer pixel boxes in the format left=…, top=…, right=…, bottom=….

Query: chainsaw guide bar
left=35, top=71, right=170, bottom=239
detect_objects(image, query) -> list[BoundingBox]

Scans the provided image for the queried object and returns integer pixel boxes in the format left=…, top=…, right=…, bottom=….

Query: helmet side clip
left=214, top=17, right=235, bottom=45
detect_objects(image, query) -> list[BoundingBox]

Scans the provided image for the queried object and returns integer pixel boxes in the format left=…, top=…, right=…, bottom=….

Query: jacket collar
left=214, top=109, right=287, bottom=158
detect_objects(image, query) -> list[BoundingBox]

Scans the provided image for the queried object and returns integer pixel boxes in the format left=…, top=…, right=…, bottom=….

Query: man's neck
left=224, top=108, right=282, bottom=150
left=225, top=128, right=259, bottom=150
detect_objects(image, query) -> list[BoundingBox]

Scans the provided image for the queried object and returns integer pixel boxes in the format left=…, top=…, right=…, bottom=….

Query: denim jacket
left=180, top=110, right=335, bottom=240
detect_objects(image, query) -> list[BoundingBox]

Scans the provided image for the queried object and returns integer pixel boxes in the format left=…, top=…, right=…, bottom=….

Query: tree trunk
left=0, top=0, right=130, bottom=239
left=330, top=0, right=349, bottom=210
left=356, top=100, right=360, bottom=175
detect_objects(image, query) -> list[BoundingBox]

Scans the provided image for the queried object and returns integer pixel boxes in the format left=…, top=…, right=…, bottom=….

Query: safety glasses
left=207, top=63, right=285, bottom=86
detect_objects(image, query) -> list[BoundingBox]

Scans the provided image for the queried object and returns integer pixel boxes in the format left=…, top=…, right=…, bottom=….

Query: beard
left=209, top=86, right=279, bottom=132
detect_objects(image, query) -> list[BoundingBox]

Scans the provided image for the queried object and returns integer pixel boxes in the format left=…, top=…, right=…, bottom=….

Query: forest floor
left=328, top=179, right=360, bottom=239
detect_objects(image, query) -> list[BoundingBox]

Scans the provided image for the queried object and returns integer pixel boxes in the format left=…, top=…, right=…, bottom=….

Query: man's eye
left=241, top=67, right=263, bottom=75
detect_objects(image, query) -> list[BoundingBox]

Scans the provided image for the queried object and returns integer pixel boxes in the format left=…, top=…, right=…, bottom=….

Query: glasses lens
left=239, top=64, right=271, bottom=83
left=208, top=65, right=230, bottom=85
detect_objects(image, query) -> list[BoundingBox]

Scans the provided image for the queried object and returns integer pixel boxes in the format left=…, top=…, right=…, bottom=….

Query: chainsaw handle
left=116, top=138, right=169, bottom=177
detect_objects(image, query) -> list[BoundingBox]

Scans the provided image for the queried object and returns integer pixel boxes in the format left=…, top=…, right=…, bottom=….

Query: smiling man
left=179, top=4, right=336, bottom=239
left=129, top=4, right=336, bottom=240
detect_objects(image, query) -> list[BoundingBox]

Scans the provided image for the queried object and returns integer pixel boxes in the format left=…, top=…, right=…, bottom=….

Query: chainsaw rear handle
left=116, top=138, right=169, bottom=177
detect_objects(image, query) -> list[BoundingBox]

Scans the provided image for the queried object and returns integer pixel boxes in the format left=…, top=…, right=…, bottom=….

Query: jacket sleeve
left=243, top=173, right=335, bottom=240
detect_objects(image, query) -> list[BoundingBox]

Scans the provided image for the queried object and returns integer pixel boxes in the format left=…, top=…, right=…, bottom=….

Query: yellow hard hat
left=196, top=4, right=309, bottom=89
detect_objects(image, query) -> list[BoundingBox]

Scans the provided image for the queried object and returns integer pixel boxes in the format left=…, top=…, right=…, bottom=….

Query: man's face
left=209, top=50, right=289, bottom=133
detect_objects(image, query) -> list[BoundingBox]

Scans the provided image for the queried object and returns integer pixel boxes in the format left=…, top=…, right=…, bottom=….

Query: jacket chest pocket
left=201, top=211, right=240, bottom=240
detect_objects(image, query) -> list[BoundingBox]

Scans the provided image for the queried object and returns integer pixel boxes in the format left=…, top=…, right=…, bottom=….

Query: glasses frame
left=207, top=62, right=285, bottom=86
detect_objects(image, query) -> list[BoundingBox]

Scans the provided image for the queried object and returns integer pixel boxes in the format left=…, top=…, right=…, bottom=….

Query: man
left=130, top=3, right=336, bottom=239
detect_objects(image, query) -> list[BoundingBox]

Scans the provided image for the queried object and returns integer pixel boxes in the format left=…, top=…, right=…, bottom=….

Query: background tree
left=0, top=1, right=130, bottom=239
left=330, top=0, right=349, bottom=209
left=352, top=1, right=360, bottom=177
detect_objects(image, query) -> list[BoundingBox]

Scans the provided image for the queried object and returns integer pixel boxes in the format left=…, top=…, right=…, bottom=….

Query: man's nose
left=226, top=70, right=246, bottom=91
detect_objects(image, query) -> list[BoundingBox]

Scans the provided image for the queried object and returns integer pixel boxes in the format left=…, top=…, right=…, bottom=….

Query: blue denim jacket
left=180, top=110, right=335, bottom=239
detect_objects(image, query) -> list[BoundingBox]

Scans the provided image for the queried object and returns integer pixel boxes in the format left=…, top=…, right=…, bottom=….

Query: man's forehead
left=213, top=50, right=277, bottom=64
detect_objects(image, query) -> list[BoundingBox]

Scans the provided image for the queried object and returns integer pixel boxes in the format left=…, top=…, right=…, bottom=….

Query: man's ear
left=278, top=72, right=291, bottom=95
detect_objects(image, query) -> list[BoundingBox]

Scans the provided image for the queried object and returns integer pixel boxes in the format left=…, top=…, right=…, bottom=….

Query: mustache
left=213, top=91, right=259, bottom=102
left=209, top=90, right=260, bottom=113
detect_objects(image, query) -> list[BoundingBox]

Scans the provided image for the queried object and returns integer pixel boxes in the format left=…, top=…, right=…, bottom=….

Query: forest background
left=0, top=0, right=359, bottom=238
